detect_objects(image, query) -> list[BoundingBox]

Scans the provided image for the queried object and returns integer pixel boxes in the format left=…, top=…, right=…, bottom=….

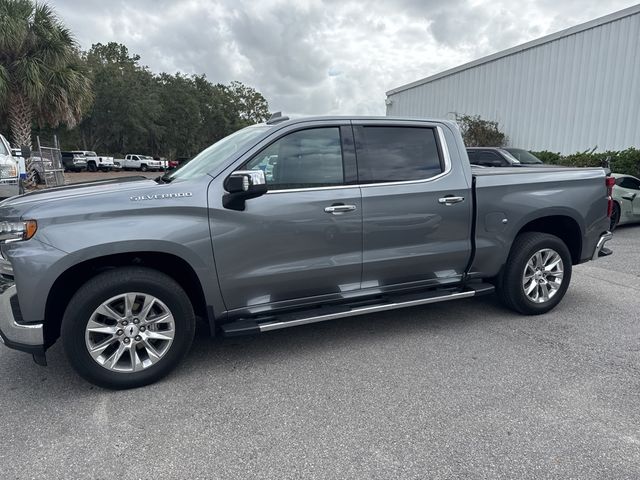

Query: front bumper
left=0, top=179, right=19, bottom=199
left=0, top=280, right=46, bottom=365
left=592, top=231, right=613, bottom=260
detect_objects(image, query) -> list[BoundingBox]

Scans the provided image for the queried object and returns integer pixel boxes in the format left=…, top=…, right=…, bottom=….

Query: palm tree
left=0, top=0, right=92, bottom=149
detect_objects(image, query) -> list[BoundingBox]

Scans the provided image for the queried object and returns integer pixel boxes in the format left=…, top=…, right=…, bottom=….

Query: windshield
left=505, top=148, right=543, bottom=164
left=0, top=136, right=8, bottom=156
left=165, top=125, right=271, bottom=181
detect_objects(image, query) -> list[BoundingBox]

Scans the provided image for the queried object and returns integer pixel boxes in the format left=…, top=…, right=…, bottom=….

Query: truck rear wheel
left=498, top=232, right=572, bottom=315
left=87, top=162, right=97, bottom=172
left=61, top=267, right=196, bottom=389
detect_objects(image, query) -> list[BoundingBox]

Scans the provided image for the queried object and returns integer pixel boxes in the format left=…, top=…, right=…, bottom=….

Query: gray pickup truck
left=0, top=116, right=614, bottom=389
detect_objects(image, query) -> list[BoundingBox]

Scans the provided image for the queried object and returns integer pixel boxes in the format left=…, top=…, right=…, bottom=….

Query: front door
left=618, top=176, right=640, bottom=218
left=209, top=124, right=362, bottom=313
left=353, top=121, right=472, bottom=289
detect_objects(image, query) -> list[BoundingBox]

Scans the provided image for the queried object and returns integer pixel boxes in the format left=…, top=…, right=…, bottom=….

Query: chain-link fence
left=29, top=136, right=65, bottom=187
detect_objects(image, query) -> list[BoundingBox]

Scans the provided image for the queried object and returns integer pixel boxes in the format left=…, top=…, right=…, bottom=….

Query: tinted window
left=246, top=127, right=344, bottom=190
left=619, top=176, right=640, bottom=190
left=476, top=151, right=506, bottom=167
left=356, top=126, right=442, bottom=183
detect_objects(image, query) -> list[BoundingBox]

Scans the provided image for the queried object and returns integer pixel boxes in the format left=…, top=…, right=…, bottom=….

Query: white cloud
left=49, top=0, right=639, bottom=116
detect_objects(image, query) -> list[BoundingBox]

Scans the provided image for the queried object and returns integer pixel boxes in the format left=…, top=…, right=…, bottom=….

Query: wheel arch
left=44, top=251, right=209, bottom=346
left=516, top=214, right=583, bottom=264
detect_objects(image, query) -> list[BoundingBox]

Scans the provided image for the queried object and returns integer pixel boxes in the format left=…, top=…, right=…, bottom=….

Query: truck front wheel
left=61, top=267, right=196, bottom=389
left=498, top=232, right=572, bottom=315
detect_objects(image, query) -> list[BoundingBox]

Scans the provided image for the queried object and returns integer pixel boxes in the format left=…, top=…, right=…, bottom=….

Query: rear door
left=209, top=122, right=363, bottom=313
left=353, top=121, right=472, bottom=289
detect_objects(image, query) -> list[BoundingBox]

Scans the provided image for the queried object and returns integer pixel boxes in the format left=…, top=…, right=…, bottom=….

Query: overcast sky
left=50, top=0, right=639, bottom=116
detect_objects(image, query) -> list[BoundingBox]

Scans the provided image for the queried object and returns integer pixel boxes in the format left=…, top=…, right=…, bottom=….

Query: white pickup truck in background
left=76, top=151, right=115, bottom=172
left=0, top=134, right=20, bottom=198
left=117, top=154, right=164, bottom=172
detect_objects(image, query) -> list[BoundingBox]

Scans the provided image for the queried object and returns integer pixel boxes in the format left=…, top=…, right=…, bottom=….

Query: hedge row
left=531, top=148, right=640, bottom=177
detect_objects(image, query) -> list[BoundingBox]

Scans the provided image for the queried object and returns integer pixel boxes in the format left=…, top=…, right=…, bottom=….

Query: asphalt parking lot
left=0, top=183, right=638, bottom=478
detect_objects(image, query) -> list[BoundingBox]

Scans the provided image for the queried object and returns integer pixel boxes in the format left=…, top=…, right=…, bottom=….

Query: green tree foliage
left=79, top=42, right=160, bottom=154
left=66, top=42, right=270, bottom=158
left=455, top=114, right=507, bottom=147
left=0, top=0, right=92, bottom=148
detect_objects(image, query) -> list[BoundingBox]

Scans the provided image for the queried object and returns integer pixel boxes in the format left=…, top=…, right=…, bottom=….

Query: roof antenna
left=266, top=111, right=290, bottom=125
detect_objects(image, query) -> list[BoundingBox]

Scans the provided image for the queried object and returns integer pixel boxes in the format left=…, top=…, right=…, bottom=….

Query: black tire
left=610, top=202, right=621, bottom=231
left=87, top=162, right=97, bottom=172
left=497, top=232, right=572, bottom=315
left=140, top=164, right=148, bottom=172
left=61, top=267, right=196, bottom=389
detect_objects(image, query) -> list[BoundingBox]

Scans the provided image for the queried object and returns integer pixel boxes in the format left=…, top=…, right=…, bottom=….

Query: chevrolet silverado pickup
left=118, top=154, right=164, bottom=172
left=0, top=116, right=614, bottom=389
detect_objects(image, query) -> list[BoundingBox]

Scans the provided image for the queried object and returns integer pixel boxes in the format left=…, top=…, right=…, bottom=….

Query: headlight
left=0, top=220, right=37, bottom=243
left=0, top=165, right=17, bottom=179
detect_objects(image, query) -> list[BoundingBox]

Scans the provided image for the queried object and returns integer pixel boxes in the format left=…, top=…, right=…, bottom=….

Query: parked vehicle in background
left=0, top=134, right=20, bottom=198
left=68, top=151, right=115, bottom=172
left=467, top=147, right=548, bottom=167
left=61, top=151, right=88, bottom=172
left=118, top=154, right=164, bottom=172
left=0, top=116, right=614, bottom=389
left=96, top=155, right=115, bottom=171
left=10, top=148, right=27, bottom=185
left=154, top=157, right=168, bottom=169
left=504, top=148, right=545, bottom=165
left=168, top=157, right=191, bottom=169
left=610, top=173, right=640, bottom=230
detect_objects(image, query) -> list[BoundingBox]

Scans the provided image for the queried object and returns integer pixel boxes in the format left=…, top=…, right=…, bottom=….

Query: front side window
left=356, top=126, right=442, bottom=183
left=619, top=176, right=640, bottom=190
left=245, top=127, right=344, bottom=190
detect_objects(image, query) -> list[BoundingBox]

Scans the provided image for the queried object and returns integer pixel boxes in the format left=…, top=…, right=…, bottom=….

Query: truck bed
left=470, top=165, right=609, bottom=277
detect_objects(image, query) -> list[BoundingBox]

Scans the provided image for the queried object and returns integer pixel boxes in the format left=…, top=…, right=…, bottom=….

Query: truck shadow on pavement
left=3, top=294, right=521, bottom=394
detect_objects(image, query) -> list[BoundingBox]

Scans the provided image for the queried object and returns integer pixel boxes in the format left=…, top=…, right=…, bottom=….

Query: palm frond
left=1, top=0, right=92, bottom=133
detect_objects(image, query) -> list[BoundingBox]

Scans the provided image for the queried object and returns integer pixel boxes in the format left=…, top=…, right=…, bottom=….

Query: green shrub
left=531, top=150, right=562, bottom=164
left=530, top=148, right=640, bottom=177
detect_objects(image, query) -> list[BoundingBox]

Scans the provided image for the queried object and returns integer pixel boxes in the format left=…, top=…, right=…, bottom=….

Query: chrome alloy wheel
left=522, top=248, right=564, bottom=304
left=84, top=293, right=175, bottom=372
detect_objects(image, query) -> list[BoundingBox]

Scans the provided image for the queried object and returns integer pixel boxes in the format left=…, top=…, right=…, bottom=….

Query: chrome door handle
left=438, top=196, right=465, bottom=205
left=324, top=204, right=357, bottom=214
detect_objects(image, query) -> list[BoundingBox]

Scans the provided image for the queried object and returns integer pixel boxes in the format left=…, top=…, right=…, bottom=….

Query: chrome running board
left=221, top=283, right=494, bottom=336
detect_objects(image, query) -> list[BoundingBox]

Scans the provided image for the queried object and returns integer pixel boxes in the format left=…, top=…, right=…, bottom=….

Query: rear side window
left=355, top=126, right=442, bottom=183
left=476, top=151, right=506, bottom=167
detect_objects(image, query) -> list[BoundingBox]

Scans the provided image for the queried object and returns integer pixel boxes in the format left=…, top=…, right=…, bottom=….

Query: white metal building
left=385, top=5, right=640, bottom=154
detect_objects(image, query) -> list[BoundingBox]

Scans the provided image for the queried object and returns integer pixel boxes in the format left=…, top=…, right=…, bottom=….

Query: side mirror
left=223, top=170, right=267, bottom=210
left=20, top=145, right=31, bottom=159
